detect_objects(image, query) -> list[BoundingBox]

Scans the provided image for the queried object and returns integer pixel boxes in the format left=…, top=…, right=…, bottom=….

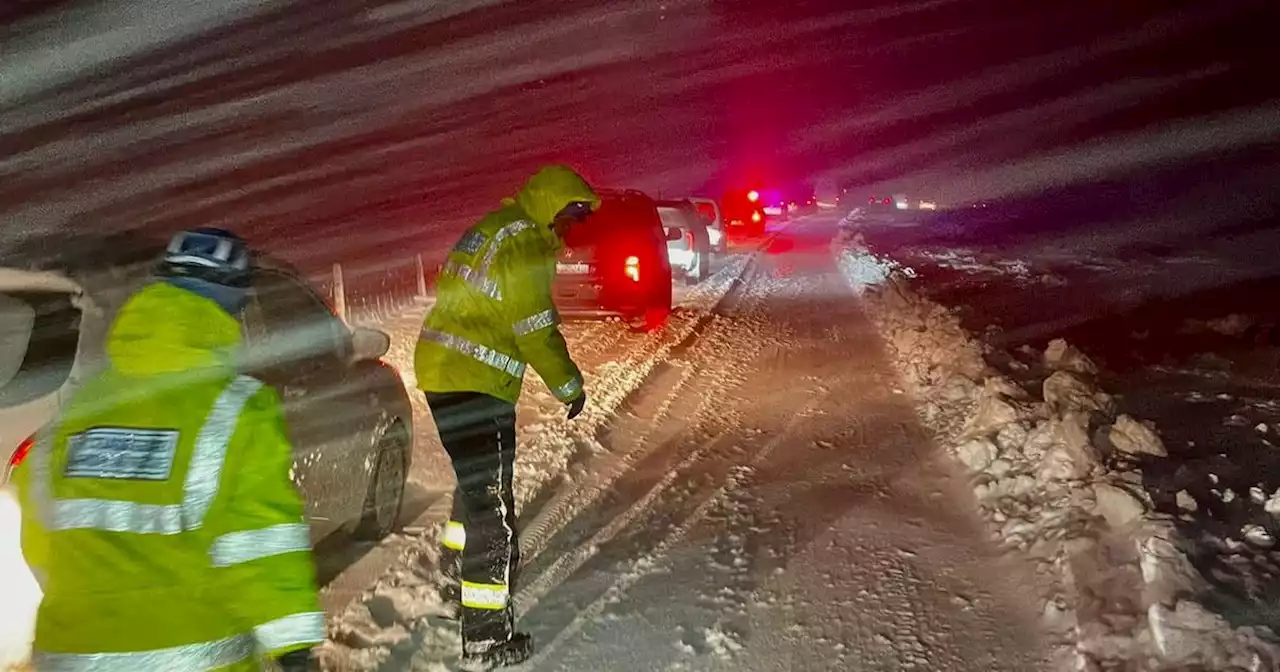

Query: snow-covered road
left=321, top=214, right=1053, bottom=670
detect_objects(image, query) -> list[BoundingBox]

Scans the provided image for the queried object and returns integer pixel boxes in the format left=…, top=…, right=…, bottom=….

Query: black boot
left=460, top=633, right=533, bottom=669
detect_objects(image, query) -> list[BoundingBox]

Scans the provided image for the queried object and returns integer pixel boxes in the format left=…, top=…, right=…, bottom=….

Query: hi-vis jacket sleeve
left=498, top=233, right=584, bottom=402
left=212, top=386, right=325, bottom=659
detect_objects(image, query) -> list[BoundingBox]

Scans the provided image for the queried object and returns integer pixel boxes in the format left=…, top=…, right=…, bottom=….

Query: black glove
left=566, top=392, right=587, bottom=420
left=275, top=648, right=316, bottom=672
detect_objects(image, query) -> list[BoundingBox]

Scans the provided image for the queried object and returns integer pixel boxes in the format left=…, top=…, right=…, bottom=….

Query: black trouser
left=425, top=391, right=520, bottom=654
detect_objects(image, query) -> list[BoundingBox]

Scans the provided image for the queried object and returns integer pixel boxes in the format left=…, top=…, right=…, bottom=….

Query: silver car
left=656, top=199, right=713, bottom=285
left=1, top=255, right=412, bottom=543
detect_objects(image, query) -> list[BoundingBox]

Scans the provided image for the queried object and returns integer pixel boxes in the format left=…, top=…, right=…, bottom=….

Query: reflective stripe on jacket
left=16, top=282, right=323, bottom=670
left=414, top=165, right=599, bottom=404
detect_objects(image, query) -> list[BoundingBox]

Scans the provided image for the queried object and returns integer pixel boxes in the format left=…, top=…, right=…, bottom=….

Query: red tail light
left=624, top=255, right=640, bottom=282
left=10, top=436, right=35, bottom=468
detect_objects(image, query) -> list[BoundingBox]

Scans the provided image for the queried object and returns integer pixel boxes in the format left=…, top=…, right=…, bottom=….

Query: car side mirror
left=350, top=327, right=391, bottom=362
left=665, top=228, right=684, bottom=242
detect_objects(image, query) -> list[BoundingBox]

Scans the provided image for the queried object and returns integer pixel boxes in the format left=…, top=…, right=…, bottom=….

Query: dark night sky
left=0, top=0, right=1275, bottom=269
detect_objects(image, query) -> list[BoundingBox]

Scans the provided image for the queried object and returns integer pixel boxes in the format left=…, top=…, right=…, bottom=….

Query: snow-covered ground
left=840, top=208, right=1280, bottom=670
left=10, top=208, right=1276, bottom=671
left=319, top=213, right=1054, bottom=671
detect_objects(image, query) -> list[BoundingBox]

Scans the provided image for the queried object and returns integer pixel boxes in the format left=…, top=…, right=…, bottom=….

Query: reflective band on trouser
left=210, top=523, right=311, bottom=567
left=461, top=581, right=510, bottom=611
left=32, top=634, right=253, bottom=671
left=512, top=308, right=559, bottom=336
left=553, top=376, right=583, bottom=402
left=443, top=260, right=501, bottom=301
left=419, top=328, right=526, bottom=378
left=253, top=612, right=327, bottom=654
left=442, top=520, right=466, bottom=551
left=30, top=375, right=263, bottom=534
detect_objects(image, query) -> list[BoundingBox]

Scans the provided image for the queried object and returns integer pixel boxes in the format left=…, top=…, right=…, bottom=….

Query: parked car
left=0, top=268, right=94, bottom=487
left=688, top=197, right=727, bottom=253
left=554, top=188, right=681, bottom=331
left=1, top=256, right=413, bottom=543
left=656, top=199, right=713, bottom=285
left=720, top=188, right=768, bottom=238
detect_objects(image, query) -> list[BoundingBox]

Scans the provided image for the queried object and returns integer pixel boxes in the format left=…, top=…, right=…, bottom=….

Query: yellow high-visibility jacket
left=14, top=281, right=323, bottom=672
left=414, top=165, right=599, bottom=404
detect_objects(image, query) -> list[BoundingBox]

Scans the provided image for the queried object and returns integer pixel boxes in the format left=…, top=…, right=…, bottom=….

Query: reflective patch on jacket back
left=63, top=428, right=180, bottom=481
left=453, top=231, right=488, bottom=255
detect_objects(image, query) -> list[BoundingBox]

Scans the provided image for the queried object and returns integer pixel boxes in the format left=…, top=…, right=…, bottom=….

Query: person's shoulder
left=236, top=376, right=284, bottom=416
left=474, top=203, right=526, bottom=233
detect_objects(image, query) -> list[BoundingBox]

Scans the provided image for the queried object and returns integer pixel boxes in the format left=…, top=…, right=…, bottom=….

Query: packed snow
left=7, top=212, right=1278, bottom=672
left=318, top=214, right=1055, bottom=671
left=835, top=218, right=1280, bottom=670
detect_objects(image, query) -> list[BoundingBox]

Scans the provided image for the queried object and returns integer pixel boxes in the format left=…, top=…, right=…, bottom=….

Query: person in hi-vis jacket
left=414, top=165, right=598, bottom=668
left=15, top=228, right=324, bottom=672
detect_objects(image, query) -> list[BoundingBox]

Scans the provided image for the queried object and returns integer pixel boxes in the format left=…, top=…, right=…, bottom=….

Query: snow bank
left=0, top=487, right=40, bottom=671
left=833, top=231, right=1280, bottom=671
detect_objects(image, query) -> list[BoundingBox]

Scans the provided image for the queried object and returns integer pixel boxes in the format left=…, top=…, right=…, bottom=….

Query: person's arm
left=211, top=384, right=324, bottom=661
left=498, top=234, right=584, bottom=402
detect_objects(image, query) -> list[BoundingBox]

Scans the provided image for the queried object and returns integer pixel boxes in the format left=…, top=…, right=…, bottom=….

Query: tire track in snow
left=515, top=253, right=761, bottom=564
left=519, top=389, right=830, bottom=670
left=508, top=260, right=788, bottom=618
left=319, top=249, right=761, bottom=645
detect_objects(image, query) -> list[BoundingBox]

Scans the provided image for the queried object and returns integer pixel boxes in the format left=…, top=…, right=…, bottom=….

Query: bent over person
left=15, top=228, right=325, bottom=672
left=415, top=164, right=598, bottom=667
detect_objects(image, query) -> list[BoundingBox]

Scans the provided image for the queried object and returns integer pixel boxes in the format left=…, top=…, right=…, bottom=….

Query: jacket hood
left=511, top=165, right=600, bottom=228
left=107, top=281, right=242, bottom=376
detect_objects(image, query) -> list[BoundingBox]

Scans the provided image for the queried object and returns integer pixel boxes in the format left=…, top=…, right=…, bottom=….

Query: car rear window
left=564, top=195, right=663, bottom=248
left=656, top=207, right=687, bottom=230
left=0, top=291, right=81, bottom=408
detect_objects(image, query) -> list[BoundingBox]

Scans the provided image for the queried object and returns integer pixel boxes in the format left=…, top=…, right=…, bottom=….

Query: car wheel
left=626, top=306, right=670, bottom=333
left=353, top=422, right=408, bottom=541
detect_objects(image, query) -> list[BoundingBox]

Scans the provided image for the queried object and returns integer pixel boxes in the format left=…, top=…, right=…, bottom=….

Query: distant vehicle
left=720, top=188, right=767, bottom=238
left=777, top=183, right=817, bottom=216
left=1, top=258, right=412, bottom=543
left=814, top=178, right=841, bottom=209
left=554, top=189, right=681, bottom=331
left=687, top=197, right=727, bottom=253
left=853, top=194, right=940, bottom=224
left=656, top=199, right=713, bottom=286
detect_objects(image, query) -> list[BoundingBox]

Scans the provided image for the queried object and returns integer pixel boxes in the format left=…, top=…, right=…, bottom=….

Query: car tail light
left=882, top=198, right=892, bottom=205
left=9, top=436, right=35, bottom=468
left=624, top=255, right=640, bottom=282
left=751, top=211, right=762, bottom=223
left=747, top=190, right=759, bottom=203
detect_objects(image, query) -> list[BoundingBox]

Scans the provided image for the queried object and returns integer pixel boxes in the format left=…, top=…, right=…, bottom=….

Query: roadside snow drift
left=833, top=223, right=1280, bottom=671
